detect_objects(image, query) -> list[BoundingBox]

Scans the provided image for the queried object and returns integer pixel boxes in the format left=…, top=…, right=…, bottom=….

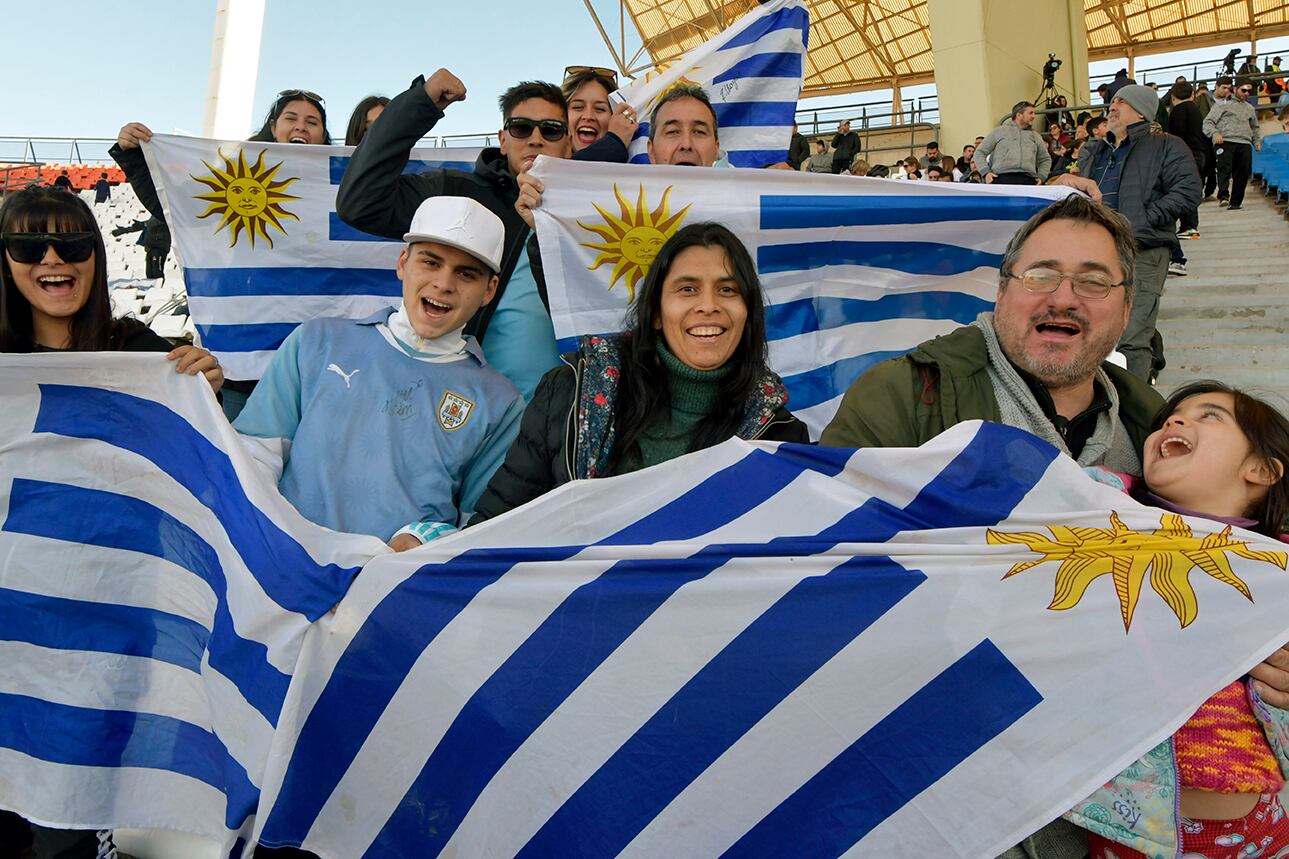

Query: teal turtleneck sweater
left=636, top=342, right=733, bottom=469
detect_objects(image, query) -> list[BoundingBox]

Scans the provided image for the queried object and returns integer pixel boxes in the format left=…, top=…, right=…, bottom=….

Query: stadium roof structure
left=584, top=0, right=1289, bottom=97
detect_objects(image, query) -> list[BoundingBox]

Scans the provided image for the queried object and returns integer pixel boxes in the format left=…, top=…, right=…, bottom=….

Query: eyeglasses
left=277, top=88, right=324, bottom=106
left=2, top=232, right=96, bottom=264
left=1007, top=267, right=1123, bottom=299
left=563, top=65, right=619, bottom=87
left=503, top=117, right=568, bottom=142
left=1239, top=88, right=1254, bottom=94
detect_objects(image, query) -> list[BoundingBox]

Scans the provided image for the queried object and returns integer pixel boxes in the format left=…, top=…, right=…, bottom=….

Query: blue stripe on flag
left=3, top=478, right=291, bottom=722
left=259, top=444, right=839, bottom=848
left=367, top=427, right=1053, bottom=857
left=328, top=212, right=402, bottom=243
left=197, top=322, right=299, bottom=354
left=712, top=51, right=803, bottom=83
left=0, top=692, right=260, bottom=831
left=327, top=155, right=476, bottom=185
left=517, top=556, right=925, bottom=857
left=712, top=100, right=797, bottom=128
left=760, top=194, right=1054, bottom=229
left=718, top=4, right=809, bottom=51
left=758, top=241, right=1002, bottom=276
left=0, top=586, right=207, bottom=672
left=33, top=385, right=360, bottom=620
left=722, top=639, right=1042, bottom=857
left=727, top=149, right=792, bottom=168
left=781, top=351, right=909, bottom=411
left=765, top=292, right=993, bottom=340
left=183, top=266, right=401, bottom=298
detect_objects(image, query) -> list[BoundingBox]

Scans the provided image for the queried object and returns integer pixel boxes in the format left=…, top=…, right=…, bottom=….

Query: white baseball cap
left=403, top=196, right=505, bottom=273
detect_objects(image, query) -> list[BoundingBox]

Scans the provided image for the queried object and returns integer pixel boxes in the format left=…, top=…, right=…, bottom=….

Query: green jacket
left=819, top=325, right=1164, bottom=467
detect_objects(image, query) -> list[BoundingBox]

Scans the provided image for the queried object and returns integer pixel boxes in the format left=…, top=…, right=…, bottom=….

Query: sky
left=2, top=0, right=1286, bottom=161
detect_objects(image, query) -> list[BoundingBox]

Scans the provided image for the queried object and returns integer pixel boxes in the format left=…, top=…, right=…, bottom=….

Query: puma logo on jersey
left=326, top=364, right=360, bottom=388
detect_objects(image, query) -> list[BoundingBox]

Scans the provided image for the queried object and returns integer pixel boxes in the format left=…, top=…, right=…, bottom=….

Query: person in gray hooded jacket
left=1203, top=76, right=1263, bottom=209
left=972, top=101, right=1051, bottom=184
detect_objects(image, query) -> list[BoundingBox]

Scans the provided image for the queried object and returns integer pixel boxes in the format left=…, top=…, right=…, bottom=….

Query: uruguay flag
left=0, top=354, right=385, bottom=850
left=143, top=135, right=481, bottom=381
left=530, top=156, right=1072, bottom=434
left=612, top=0, right=808, bottom=167
left=254, top=421, right=1289, bottom=858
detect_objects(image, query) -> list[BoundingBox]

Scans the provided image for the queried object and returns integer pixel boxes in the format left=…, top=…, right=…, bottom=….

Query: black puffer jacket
left=470, top=340, right=809, bottom=523
left=1078, top=121, right=1201, bottom=249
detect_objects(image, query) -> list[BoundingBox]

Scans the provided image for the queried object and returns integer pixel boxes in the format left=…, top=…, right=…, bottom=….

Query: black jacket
left=1167, top=100, right=1208, bottom=168
left=831, top=131, right=860, bottom=162
left=110, top=143, right=167, bottom=223
left=336, top=78, right=530, bottom=341
left=1078, top=122, right=1201, bottom=249
left=470, top=351, right=809, bottom=523
left=788, top=133, right=810, bottom=170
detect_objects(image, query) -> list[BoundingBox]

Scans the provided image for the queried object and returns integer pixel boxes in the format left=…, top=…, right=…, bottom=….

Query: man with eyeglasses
left=337, top=69, right=622, bottom=400
left=1203, top=75, right=1262, bottom=211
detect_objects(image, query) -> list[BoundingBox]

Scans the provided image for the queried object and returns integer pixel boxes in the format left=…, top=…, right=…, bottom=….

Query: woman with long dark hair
left=344, top=94, right=389, bottom=146
left=1, top=186, right=222, bottom=385
left=470, top=221, right=806, bottom=522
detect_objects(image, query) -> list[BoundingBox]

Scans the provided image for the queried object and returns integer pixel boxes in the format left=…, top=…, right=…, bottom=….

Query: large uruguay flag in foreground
left=143, top=136, right=480, bottom=381
left=5, top=357, right=1289, bottom=858
left=531, top=156, right=1071, bottom=434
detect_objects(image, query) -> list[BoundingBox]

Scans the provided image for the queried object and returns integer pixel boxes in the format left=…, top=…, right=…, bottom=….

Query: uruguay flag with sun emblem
left=530, top=156, right=1072, bottom=435
left=142, top=134, right=480, bottom=381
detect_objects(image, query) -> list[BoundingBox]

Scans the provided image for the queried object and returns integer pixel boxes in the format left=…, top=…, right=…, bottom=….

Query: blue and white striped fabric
left=613, top=0, right=808, bottom=167
left=250, top=419, right=1289, bottom=857
left=0, top=354, right=385, bottom=850
left=530, top=156, right=1072, bottom=434
left=143, top=135, right=481, bottom=381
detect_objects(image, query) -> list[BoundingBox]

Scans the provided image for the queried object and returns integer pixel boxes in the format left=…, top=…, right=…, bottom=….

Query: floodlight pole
left=202, top=0, right=267, bottom=139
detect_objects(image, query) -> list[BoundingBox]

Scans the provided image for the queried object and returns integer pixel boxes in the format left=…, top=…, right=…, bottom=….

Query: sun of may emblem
left=191, top=149, right=300, bottom=249
left=577, top=184, right=691, bottom=302
left=988, top=512, right=1286, bottom=631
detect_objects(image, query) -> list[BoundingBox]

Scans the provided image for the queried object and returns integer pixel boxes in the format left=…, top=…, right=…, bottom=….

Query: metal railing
left=796, top=96, right=939, bottom=135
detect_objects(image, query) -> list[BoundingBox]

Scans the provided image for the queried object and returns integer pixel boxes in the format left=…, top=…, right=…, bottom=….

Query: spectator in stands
left=93, top=172, right=111, bottom=203
left=1051, top=95, right=1076, bottom=130
left=0, top=183, right=223, bottom=859
left=338, top=70, right=615, bottom=402
left=1195, top=81, right=1214, bottom=114
left=1268, top=57, right=1284, bottom=102
left=1205, top=76, right=1262, bottom=210
left=831, top=120, right=859, bottom=174
left=972, top=101, right=1050, bottom=185
left=561, top=67, right=636, bottom=159
left=1155, top=76, right=1187, bottom=126
left=788, top=123, right=810, bottom=170
left=235, top=196, right=522, bottom=548
left=643, top=85, right=719, bottom=167
left=1051, top=84, right=1201, bottom=380
left=0, top=186, right=220, bottom=385
left=925, top=163, right=945, bottom=181
left=249, top=89, right=331, bottom=144
left=1104, top=68, right=1137, bottom=103
left=1048, top=138, right=1082, bottom=178
left=807, top=139, right=832, bottom=173
left=1167, top=81, right=1207, bottom=240
left=1085, top=115, right=1109, bottom=140
left=848, top=158, right=872, bottom=177
left=941, top=154, right=960, bottom=181
left=112, top=216, right=171, bottom=280
left=51, top=170, right=72, bottom=191
left=956, top=144, right=976, bottom=177
left=1238, top=54, right=1262, bottom=104
left=918, top=140, right=940, bottom=170
left=468, top=222, right=807, bottom=523
left=1097, top=83, right=1110, bottom=103
left=899, top=156, right=921, bottom=180
left=344, top=94, right=389, bottom=146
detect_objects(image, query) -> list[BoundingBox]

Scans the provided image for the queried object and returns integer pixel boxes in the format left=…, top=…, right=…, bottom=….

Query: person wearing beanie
left=1203, top=75, right=1262, bottom=209
left=1051, top=83, right=1201, bottom=381
left=234, top=196, right=525, bottom=549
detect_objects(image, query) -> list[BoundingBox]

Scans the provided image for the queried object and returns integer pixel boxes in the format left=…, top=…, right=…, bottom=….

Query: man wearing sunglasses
left=1203, top=75, right=1263, bottom=211
left=339, top=68, right=623, bottom=401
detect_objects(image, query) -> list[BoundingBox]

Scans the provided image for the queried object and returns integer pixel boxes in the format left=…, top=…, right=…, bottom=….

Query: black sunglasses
left=278, top=88, right=325, bottom=106
left=1239, top=87, right=1254, bottom=94
left=2, top=232, right=96, bottom=264
left=503, top=117, right=568, bottom=142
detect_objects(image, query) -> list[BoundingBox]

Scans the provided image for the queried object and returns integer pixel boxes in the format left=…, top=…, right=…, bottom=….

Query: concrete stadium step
left=1153, top=188, right=1289, bottom=400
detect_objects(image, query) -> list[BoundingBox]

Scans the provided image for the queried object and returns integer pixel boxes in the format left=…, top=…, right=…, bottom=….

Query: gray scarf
left=974, top=313, right=1140, bottom=475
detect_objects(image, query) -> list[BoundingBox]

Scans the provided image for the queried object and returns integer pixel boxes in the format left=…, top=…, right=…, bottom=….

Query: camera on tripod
left=1042, top=53, right=1063, bottom=88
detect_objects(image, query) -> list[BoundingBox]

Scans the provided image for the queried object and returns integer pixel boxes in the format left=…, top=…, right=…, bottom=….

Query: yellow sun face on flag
left=577, top=184, right=692, bottom=302
left=989, top=512, right=1287, bottom=631
left=191, top=149, right=301, bottom=249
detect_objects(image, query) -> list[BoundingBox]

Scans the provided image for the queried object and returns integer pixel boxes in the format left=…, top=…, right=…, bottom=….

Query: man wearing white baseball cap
left=235, top=196, right=524, bottom=550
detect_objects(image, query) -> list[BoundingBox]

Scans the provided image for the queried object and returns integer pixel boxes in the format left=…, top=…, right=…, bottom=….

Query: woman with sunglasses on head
left=561, top=66, right=637, bottom=158
left=468, top=222, right=807, bottom=523
left=0, top=185, right=221, bottom=859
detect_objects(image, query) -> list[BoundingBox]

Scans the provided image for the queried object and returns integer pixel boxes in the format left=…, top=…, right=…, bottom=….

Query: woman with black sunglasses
left=0, top=186, right=223, bottom=387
